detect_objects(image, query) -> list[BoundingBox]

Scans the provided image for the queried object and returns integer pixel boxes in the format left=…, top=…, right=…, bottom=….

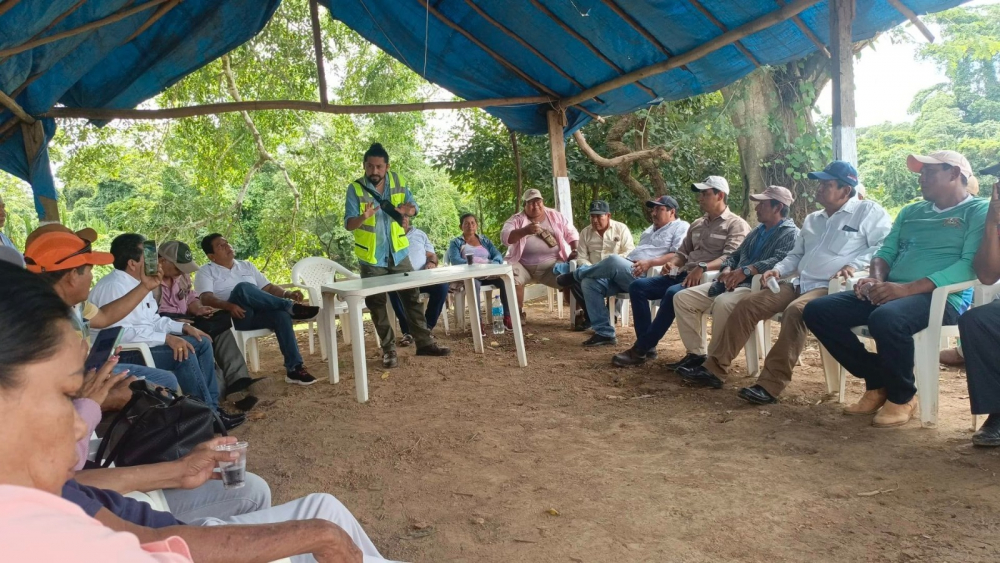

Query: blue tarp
left=0, top=0, right=968, bottom=218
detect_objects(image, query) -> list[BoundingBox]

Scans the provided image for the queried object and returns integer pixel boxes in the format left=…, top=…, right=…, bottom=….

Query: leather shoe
left=644, top=350, right=658, bottom=361
left=665, top=353, right=706, bottom=371
left=556, top=273, right=576, bottom=288
left=843, top=389, right=887, bottom=416
left=737, top=384, right=776, bottom=405
left=872, top=396, right=918, bottom=428
left=972, top=414, right=1000, bottom=447
left=382, top=350, right=398, bottom=368
left=218, top=409, right=246, bottom=431
left=677, top=365, right=723, bottom=389
left=582, top=334, right=616, bottom=347
left=612, top=347, right=647, bottom=367
left=416, top=343, right=452, bottom=357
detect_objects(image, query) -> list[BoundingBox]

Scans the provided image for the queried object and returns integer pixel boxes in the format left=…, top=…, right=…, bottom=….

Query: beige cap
left=157, top=240, right=199, bottom=274
left=967, top=174, right=981, bottom=196
left=907, top=151, right=973, bottom=181
left=692, top=175, right=730, bottom=195
left=748, top=185, right=795, bottom=207
left=522, top=188, right=544, bottom=203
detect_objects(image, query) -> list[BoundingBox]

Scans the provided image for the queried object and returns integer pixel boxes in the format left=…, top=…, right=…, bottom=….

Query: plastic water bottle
left=766, top=277, right=781, bottom=294
left=491, top=296, right=505, bottom=335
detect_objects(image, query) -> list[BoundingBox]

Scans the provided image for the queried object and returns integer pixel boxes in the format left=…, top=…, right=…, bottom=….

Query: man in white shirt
left=680, top=161, right=892, bottom=404
left=195, top=233, right=318, bottom=386
left=89, top=234, right=245, bottom=430
left=556, top=195, right=690, bottom=347
left=0, top=194, right=25, bottom=267
left=387, top=216, right=449, bottom=345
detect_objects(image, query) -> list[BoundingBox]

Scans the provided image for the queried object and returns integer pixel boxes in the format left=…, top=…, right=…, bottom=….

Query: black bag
left=95, top=380, right=226, bottom=468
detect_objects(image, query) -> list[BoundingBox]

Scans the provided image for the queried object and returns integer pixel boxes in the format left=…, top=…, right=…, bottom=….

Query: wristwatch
left=742, top=266, right=753, bottom=277
left=697, top=262, right=708, bottom=270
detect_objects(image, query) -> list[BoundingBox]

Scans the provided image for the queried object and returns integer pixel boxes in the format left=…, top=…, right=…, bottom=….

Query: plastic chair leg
left=913, top=331, right=940, bottom=428
left=819, top=343, right=841, bottom=399
left=308, top=321, right=315, bottom=355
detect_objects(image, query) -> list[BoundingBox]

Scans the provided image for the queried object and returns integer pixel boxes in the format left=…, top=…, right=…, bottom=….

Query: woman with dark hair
left=0, top=262, right=193, bottom=561
left=447, top=213, right=512, bottom=332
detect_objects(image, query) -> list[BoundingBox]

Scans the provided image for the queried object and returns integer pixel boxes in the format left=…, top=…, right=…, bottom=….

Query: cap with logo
left=691, top=175, right=730, bottom=195
left=588, top=200, right=611, bottom=215
left=158, top=240, right=199, bottom=274
left=522, top=188, right=544, bottom=203
left=748, top=185, right=795, bottom=207
left=807, top=160, right=859, bottom=187
left=23, top=229, right=113, bottom=273
left=645, top=195, right=678, bottom=209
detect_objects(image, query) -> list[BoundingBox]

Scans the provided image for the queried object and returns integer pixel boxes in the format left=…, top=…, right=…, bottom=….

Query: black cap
left=588, top=200, right=611, bottom=215
left=645, top=195, right=678, bottom=210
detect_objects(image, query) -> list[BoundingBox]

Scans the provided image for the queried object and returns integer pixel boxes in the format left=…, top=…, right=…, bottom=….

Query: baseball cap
left=692, top=176, right=730, bottom=195
left=158, top=240, right=199, bottom=274
left=589, top=200, right=611, bottom=215
left=25, top=223, right=99, bottom=249
left=23, top=230, right=113, bottom=273
left=522, top=188, right=544, bottom=203
left=645, top=195, right=678, bottom=209
left=748, top=185, right=795, bottom=207
left=808, top=160, right=859, bottom=187
left=906, top=151, right=973, bottom=181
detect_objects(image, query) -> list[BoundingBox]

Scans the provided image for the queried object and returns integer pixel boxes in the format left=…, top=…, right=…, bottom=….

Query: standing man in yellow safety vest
left=344, top=142, right=451, bottom=368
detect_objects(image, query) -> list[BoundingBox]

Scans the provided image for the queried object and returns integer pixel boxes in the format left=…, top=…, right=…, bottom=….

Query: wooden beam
left=0, top=0, right=23, bottom=19
left=461, top=0, right=601, bottom=103
left=559, top=0, right=822, bottom=109
left=509, top=127, right=523, bottom=206
left=830, top=0, right=857, bottom=164
left=775, top=0, right=830, bottom=57
left=686, top=0, right=760, bottom=67
left=528, top=0, right=658, bottom=99
left=41, top=96, right=556, bottom=121
left=308, top=0, right=329, bottom=106
left=887, top=0, right=935, bottom=42
left=0, top=88, right=34, bottom=124
left=0, top=0, right=171, bottom=58
left=125, top=0, right=181, bottom=43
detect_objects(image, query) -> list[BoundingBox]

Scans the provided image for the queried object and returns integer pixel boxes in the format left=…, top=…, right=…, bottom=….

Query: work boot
left=843, top=388, right=887, bottom=416
left=872, top=396, right=918, bottom=428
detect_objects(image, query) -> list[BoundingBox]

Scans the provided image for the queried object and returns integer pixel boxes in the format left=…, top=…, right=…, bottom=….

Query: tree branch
left=572, top=130, right=670, bottom=168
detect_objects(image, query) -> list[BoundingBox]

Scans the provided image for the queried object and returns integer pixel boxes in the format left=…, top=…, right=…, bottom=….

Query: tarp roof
left=0, top=0, right=967, bottom=218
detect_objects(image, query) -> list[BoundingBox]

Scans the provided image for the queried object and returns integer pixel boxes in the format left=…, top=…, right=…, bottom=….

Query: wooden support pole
left=126, top=0, right=181, bottom=43
left=41, top=96, right=555, bottom=120
left=830, top=0, right=857, bottom=165
left=887, top=0, right=935, bottom=43
left=0, top=88, right=34, bottom=124
left=547, top=109, right=572, bottom=221
left=509, top=127, right=524, bottom=210
left=308, top=0, right=329, bottom=106
left=559, top=0, right=821, bottom=109
left=686, top=0, right=761, bottom=67
left=775, top=0, right=830, bottom=57
left=0, top=0, right=170, bottom=58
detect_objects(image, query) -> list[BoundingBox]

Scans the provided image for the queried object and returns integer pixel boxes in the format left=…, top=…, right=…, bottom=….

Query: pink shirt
left=158, top=274, right=198, bottom=316
left=501, top=208, right=579, bottom=265
left=0, top=485, right=193, bottom=562
left=73, top=399, right=102, bottom=471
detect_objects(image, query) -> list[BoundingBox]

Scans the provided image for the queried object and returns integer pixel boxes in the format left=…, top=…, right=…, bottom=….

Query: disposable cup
left=215, top=442, right=248, bottom=490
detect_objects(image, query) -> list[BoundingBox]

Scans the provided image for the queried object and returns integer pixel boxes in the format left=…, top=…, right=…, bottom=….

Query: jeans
left=148, top=335, right=220, bottom=410
left=388, top=282, right=450, bottom=335
left=577, top=256, right=637, bottom=338
left=958, top=301, right=1000, bottom=414
left=803, top=291, right=959, bottom=405
left=163, top=471, right=271, bottom=522
left=114, top=363, right=178, bottom=391
left=628, top=273, right=688, bottom=353
left=229, top=282, right=303, bottom=371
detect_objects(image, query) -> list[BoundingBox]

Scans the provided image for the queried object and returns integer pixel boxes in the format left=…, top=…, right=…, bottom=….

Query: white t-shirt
left=194, top=260, right=270, bottom=302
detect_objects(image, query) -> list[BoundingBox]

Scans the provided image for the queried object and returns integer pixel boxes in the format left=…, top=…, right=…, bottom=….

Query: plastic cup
left=766, top=277, right=781, bottom=294
left=215, top=442, right=248, bottom=490
left=668, top=266, right=681, bottom=277
left=465, top=253, right=474, bottom=265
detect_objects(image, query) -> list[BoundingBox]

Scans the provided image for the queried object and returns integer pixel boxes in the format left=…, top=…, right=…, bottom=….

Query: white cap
left=692, top=175, right=730, bottom=195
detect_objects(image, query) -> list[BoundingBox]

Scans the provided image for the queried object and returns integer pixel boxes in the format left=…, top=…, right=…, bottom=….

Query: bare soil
left=233, top=301, right=1000, bottom=563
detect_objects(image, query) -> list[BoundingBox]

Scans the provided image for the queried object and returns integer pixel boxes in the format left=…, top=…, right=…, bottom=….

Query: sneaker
left=416, top=343, right=452, bottom=357
left=503, top=315, right=513, bottom=331
left=556, top=273, right=576, bottom=288
left=285, top=365, right=318, bottom=386
left=291, top=303, right=320, bottom=320
left=234, top=395, right=260, bottom=412
left=218, top=409, right=247, bottom=431
left=665, top=353, right=706, bottom=371
left=612, top=347, right=648, bottom=367
left=583, top=334, right=617, bottom=347
left=383, top=350, right=399, bottom=368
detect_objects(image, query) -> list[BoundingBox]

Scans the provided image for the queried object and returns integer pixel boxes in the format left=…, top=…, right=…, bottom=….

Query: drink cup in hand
left=215, top=442, right=248, bottom=489
left=766, top=277, right=780, bottom=294
left=668, top=266, right=681, bottom=277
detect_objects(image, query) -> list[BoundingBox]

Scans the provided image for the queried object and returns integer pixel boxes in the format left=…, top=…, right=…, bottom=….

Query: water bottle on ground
left=491, top=295, right=505, bottom=335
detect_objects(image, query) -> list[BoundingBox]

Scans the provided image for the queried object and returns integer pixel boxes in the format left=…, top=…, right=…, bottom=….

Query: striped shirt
left=721, top=218, right=799, bottom=288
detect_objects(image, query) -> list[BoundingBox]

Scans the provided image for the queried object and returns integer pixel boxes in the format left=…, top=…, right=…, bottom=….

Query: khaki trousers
left=673, top=283, right=751, bottom=356
left=703, top=282, right=827, bottom=396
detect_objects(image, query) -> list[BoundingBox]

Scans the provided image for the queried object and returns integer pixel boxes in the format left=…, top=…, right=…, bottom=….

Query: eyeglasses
left=24, top=242, right=92, bottom=271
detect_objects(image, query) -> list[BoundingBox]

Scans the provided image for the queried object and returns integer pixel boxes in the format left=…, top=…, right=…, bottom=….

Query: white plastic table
left=320, top=263, right=527, bottom=402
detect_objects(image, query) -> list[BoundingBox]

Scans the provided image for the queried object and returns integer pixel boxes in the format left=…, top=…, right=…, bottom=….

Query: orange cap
left=25, top=223, right=98, bottom=249
left=24, top=231, right=113, bottom=273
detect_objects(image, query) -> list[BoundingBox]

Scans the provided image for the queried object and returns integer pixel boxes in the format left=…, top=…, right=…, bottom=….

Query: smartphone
left=85, top=326, right=124, bottom=372
left=142, top=239, right=158, bottom=276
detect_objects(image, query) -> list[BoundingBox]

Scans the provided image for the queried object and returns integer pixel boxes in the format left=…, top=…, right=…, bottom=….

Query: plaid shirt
left=721, top=218, right=799, bottom=288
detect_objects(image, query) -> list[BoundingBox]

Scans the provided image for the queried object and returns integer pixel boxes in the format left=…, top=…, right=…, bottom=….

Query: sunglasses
left=24, top=242, right=92, bottom=271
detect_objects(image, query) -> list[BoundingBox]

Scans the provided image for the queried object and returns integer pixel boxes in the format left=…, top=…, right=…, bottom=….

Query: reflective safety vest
left=351, top=172, right=410, bottom=265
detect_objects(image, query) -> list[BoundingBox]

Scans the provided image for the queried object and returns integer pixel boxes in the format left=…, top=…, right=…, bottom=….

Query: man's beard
left=367, top=174, right=383, bottom=186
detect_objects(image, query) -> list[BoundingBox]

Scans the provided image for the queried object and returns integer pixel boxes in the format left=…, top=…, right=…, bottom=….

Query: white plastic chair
left=119, top=342, right=155, bottom=366
left=233, top=327, right=272, bottom=372
left=291, top=257, right=359, bottom=354
left=448, top=254, right=502, bottom=332
left=567, top=259, right=632, bottom=330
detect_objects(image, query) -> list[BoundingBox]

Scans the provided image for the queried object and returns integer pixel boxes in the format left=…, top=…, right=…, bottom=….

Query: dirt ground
left=232, top=300, right=1000, bottom=563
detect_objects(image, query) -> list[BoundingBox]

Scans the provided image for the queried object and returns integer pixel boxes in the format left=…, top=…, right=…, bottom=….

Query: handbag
left=95, top=380, right=226, bottom=468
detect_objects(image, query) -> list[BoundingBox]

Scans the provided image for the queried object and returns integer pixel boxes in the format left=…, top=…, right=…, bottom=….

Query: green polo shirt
left=875, top=196, right=988, bottom=312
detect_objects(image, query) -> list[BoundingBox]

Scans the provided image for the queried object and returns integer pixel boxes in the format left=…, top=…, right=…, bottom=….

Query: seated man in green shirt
left=803, top=151, right=987, bottom=428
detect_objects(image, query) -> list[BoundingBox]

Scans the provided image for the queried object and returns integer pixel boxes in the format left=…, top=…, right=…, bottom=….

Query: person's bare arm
left=345, top=202, right=378, bottom=231
left=974, top=182, right=1000, bottom=284
left=89, top=270, right=163, bottom=329
left=93, top=508, right=361, bottom=563
left=505, top=223, right=541, bottom=245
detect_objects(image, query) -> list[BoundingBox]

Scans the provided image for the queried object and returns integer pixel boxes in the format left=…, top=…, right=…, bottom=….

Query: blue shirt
left=746, top=223, right=778, bottom=263
left=62, top=479, right=183, bottom=527
left=343, top=178, right=419, bottom=267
